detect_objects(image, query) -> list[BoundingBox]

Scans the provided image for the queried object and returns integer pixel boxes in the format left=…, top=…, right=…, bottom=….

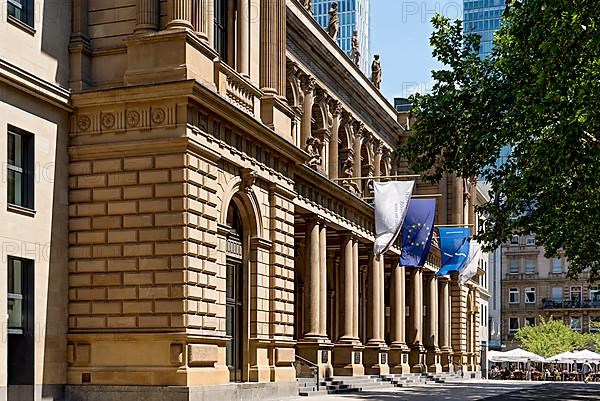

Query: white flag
left=373, top=181, right=414, bottom=257
left=459, top=241, right=482, bottom=285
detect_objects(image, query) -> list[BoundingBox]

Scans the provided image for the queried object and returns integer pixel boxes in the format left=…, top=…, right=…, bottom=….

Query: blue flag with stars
left=400, top=199, right=436, bottom=268
left=437, top=227, right=471, bottom=276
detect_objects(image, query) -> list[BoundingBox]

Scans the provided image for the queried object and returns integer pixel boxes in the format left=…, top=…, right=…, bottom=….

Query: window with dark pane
left=214, top=0, right=229, bottom=62
left=7, top=127, right=34, bottom=210
left=7, top=0, right=34, bottom=27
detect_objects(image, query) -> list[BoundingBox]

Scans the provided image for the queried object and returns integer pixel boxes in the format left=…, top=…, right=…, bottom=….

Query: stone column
left=206, top=0, right=215, bottom=44
left=260, top=0, right=286, bottom=95
left=409, top=268, right=425, bottom=373
left=425, top=273, right=442, bottom=372
left=319, top=224, right=328, bottom=337
left=135, top=0, right=159, bottom=33
left=166, top=0, right=193, bottom=29
left=303, top=219, right=320, bottom=338
left=389, top=263, right=410, bottom=374
left=237, top=0, right=250, bottom=76
left=363, top=253, right=389, bottom=375
left=333, top=235, right=364, bottom=376
left=352, top=240, right=359, bottom=339
left=300, top=76, right=315, bottom=148
left=329, top=101, right=341, bottom=179
left=352, top=125, right=362, bottom=190
left=373, top=141, right=382, bottom=180
left=439, top=278, right=453, bottom=372
left=452, top=174, right=464, bottom=225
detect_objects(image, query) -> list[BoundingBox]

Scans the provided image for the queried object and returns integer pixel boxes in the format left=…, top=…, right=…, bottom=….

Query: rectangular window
left=524, top=317, right=536, bottom=327
left=7, top=0, right=34, bottom=27
left=570, top=286, right=582, bottom=305
left=7, top=127, right=35, bottom=210
left=509, top=317, right=519, bottom=334
left=590, top=316, right=600, bottom=333
left=8, top=257, right=33, bottom=334
left=570, top=316, right=581, bottom=332
left=525, top=235, right=536, bottom=245
left=551, top=287, right=563, bottom=303
left=510, top=235, right=519, bottom=245
left=509, top=288, right=520, bottom=304
left=214, top=0, right=228, bottom=62
left=525, top=287, right=536, bottom=304
left=552, top=257, right=563, bottom=273
left=590, top=287, right=600, bottom=307
left=509, top=257, right=519, bottom=274
left=524, top=258, right=536, bottom=274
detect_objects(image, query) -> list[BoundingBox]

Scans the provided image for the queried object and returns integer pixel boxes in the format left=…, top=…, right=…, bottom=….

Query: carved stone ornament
left=102, top=113, right=116, bottom=129
left=351, top=30, right=360, bottom=66
left=240, top=168, right=257, bottom=193
left=371, top=54, right=382, bottom=89
left=303, top=0, right=312, bottom=13
left=126, top=110, right=141, bottom=128
left=78, top=115, right=91, bottom=131
left=305, top=136, right=322, bottom=168
left=300, top=75, right=316, bottom=94
left=327, top=2, right=339, bottom=40
left=151, top=108, right=166, bottom=125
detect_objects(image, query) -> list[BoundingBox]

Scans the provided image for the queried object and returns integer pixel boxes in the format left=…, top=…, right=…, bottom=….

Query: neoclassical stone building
left=1, top=0, right=485, bottom=400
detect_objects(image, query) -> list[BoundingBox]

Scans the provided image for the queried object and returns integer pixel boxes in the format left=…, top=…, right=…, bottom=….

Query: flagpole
left=331, top=175, right=421, bottom=181
left=363, top=194, right=443, bottom=200
left=435, top=224, right=475, bottom=227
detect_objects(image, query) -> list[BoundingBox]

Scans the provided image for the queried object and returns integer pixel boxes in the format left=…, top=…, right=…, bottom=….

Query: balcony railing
left=542, top=299, right=600, bottom=309
left=214, top=60, right=262, bottom=116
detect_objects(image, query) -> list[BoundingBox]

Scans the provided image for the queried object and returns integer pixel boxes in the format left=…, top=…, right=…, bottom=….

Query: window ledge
left=7, top=14, right=36, bottom=36
left=7, top=203, right=36, bottom=217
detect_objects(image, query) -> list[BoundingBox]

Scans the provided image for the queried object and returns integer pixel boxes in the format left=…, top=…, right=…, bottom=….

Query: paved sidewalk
left=288, top=380, right=600, bottom=401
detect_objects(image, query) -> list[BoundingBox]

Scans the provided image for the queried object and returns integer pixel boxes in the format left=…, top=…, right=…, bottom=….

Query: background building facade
left=463, top=0, right=504, bottom=57
left=501, top=237, right=600, bottom=347
left=1, top=1, right=484, bottom=400
left=313, top=0, right=371, bottom=73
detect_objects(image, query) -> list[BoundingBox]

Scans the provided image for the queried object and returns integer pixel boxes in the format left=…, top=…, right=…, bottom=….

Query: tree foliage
left=403, top=0, right=600, bottom=280
left=515, top=318, right=598, bottom=357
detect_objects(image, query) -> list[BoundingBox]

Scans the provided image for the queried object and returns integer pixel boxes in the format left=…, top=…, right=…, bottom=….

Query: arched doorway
left=225, top=202, right=245, bottom=382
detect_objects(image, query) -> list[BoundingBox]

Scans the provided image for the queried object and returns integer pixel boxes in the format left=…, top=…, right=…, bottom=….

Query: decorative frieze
left=73, top=104, right=177, bottom=135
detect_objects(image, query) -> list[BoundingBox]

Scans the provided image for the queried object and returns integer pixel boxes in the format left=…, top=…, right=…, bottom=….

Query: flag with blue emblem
left=437, top=227, right=471, bottom=277
left=400, top=199, right=437, bottom=268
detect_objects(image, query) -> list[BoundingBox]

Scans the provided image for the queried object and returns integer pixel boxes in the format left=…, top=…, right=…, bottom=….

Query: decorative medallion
left=151, top=108, right=166, bottom=125
left=102, top=113, right=116, bottom=129
left=126, top=110, right=140, bottom=128
left=77, top=115, right=91, bottom=131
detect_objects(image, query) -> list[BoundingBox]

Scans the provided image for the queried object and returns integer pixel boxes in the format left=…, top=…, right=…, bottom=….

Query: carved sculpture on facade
left=305, top=136, right=322, bottom=168
left=371, top=54, right=382, bottom=89
left=303, top=0, right=312, bottom=13
left=327, top=2, right=339, bottom=40
left=351, top=30, right=360, bottom=66
left=240, top=167, right=257, bottom=193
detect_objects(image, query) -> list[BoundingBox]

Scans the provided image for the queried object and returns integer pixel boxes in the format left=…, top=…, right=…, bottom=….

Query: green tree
left=514, top=318, right=593, bottom=357
left=402, top=0, right=600, bottom=280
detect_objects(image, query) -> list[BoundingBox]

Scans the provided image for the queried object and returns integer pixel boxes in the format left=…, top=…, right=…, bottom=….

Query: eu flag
left=400, top=199, right=436, bottom=268
left=437, top=227, right=471, bottom=276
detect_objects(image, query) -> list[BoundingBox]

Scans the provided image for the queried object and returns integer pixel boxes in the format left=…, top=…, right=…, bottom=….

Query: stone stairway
left=298, top=372, right=463, bottom=396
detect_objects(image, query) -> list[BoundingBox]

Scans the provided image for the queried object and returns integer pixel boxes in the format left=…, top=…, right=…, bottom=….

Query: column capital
left=300, top=74, right=316, bottom=94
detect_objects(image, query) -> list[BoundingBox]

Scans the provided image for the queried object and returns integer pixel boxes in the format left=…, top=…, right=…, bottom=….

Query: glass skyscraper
left=313, top=0, right=370, bottom=73
left=463, top=0, right=504, bottom=57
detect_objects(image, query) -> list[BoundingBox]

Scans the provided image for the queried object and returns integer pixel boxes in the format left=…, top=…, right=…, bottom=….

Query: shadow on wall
left=40, top=0, right=72, bottom=85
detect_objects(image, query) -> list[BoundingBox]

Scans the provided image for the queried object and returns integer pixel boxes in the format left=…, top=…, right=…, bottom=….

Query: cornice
left=0, top=58, right=72, bottom=111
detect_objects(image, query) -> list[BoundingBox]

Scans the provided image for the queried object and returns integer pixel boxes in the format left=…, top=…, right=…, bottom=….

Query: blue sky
left=370, top=0, right=464, bottom=100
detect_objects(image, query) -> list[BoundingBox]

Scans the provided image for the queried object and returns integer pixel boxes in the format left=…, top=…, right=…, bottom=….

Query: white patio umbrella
left=502, top=348, right=544, bottom=363
left=572, top=349, right=600, bottom=363
left=544, top=351, right=577, bottom=364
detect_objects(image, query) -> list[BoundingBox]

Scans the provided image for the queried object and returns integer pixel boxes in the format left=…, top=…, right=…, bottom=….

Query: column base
left=409, top=343, right=426, bottom=373
left=332, top=340, right=365, bottom=376
left=426, top=347, right=442, bottom=373
left=452, top=352, right=469, bottom=374
left=296, top=337, right=334, bottom=379
left=388, top=343, right=411, bottom=374
left=363, top=342, right=390, bottom=375
left=441, top=347, right=454, bottom=373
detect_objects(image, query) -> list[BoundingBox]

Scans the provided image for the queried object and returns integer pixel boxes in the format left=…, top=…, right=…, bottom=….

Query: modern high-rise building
left=313, top=0, right=371, bottom=73
left=463, top=0, right=505, bottom=57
